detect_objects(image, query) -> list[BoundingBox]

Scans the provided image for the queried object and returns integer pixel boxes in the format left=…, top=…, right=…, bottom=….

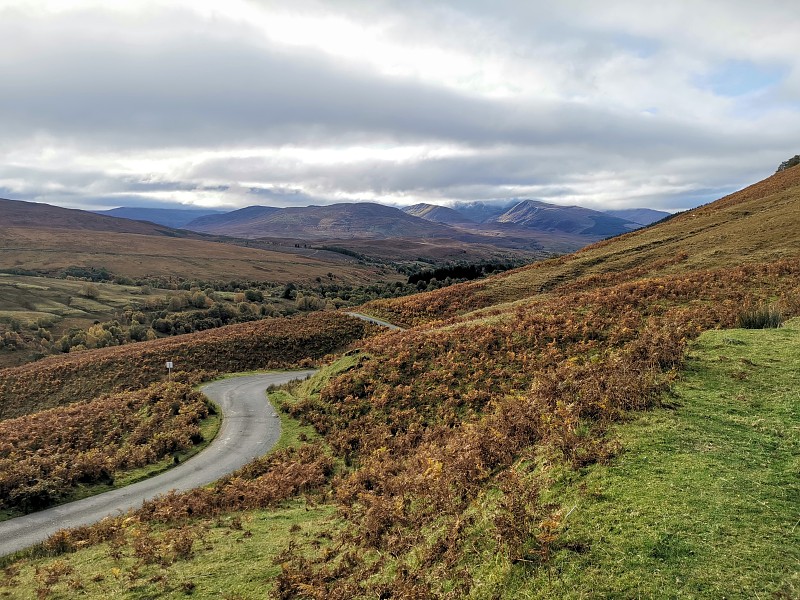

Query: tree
left=777, top=154, right=800, bottom=172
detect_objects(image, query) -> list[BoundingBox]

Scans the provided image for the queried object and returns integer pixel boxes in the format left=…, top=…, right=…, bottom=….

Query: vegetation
left=737, top=303, right=785, bottom=328
left=0, top=311, right=376, bottom=420
left=0, top=503, right=340, bottom=599
left=0, top=260, right=506, bottom=367
left=502, top=323, right=800, bottom=597
left=0, top=383, right=215, bottom=516
left=776, top=154, right=800, bottom=172
left=1, top=166, right=800, bottom=597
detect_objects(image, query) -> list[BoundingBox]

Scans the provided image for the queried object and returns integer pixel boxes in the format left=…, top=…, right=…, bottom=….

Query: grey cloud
left=0, top=9, right=776, bottom=161
left=1, top=2, right=799, bottom=213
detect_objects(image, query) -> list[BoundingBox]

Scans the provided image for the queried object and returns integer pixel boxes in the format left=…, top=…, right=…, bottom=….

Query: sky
left=1, top=0, right=799, bottom=213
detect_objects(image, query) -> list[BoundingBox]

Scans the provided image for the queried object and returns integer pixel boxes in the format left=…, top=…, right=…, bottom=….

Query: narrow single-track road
left=0, top=370, right=315, bottom=557
left=345, top=311, right=403, bottom=330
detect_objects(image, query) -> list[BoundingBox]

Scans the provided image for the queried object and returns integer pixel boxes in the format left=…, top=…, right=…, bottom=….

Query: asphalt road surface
left=0, top=370, right=316, bottom=557
left=345, top=311, right=403, bottom=330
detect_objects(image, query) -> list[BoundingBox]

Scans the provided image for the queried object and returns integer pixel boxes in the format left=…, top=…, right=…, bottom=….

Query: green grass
left=476, top=320, right=800, bottom=598
left=0, top=502, right=340, bottom=599
left=269, top=389, right=321, bottom=451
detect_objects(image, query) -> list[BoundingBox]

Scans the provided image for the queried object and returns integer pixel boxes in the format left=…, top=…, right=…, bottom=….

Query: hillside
left=0, top=199, right=183, bottom=236
left=0, top=198, right=385, bottom=284
left=366, top=164, right=800, bottom=326
left=2, top=167, right=799, bottom=598
left=489, top=199, right=635, bottom=237
left=185, top=205, right=281, bottom=231
left=402, top=203, right=476, bottom=225
left=184, top=202, right=455, bottom=239
left=95, top=207, right=224, bottom=229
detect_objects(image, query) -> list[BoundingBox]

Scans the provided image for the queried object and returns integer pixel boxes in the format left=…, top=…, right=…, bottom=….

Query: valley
left=0, top=166, right=799, bottom=598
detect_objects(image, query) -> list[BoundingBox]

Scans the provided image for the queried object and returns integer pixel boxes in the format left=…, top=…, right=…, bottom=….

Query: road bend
left=0, top=370, right=316, bottom=557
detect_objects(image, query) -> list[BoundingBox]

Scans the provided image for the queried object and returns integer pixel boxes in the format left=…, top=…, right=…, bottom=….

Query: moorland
left=0, top=164, right=798, bottom=598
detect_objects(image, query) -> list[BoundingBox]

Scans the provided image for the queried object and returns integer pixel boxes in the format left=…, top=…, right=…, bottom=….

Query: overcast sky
left=1, top=0, right=799, bottom=212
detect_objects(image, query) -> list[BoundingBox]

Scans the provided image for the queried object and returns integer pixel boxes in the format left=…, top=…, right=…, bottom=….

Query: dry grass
left=0, top=227, right=383, bottom=285
left=364, top=164, right=800, bottom=326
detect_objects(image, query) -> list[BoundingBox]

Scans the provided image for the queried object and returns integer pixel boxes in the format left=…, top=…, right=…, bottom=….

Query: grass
left=0, top=502, right=340, bottom=599
left=476, top=320, right=800, bottom=598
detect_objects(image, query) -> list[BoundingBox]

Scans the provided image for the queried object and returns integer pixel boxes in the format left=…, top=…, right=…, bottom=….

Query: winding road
left=346, top=311, right=404, bottom=330
left=0, top=370, right=316, bottom=558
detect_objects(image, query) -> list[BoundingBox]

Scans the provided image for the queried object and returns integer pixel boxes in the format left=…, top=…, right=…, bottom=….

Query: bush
left=776, top=155, right=800, bottom=172
left=737, top=305, right=784, bottom=329
left=80, top=283, right=100, bottom=300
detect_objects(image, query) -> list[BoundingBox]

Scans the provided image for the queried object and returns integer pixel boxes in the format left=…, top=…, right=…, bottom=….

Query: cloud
left=0, top=0, right=799, bottom=213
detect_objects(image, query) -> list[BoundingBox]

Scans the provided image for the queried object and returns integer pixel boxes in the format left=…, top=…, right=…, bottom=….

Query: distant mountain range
left=180, top=199, right=667, bottom=243
left=604, top=208, right=670, bottom=226
left=402, top=200, right=669, bottom=235
left=185, top=203, right=453, bottom=239
left=403, top=203, right=476, bottom=225
left=94, top=207, right=225, bottom=229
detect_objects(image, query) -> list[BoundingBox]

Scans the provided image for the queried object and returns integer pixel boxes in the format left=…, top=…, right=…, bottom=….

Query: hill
left=184, top=205, right=281, bottom=231
left=94, top=207, right=224, bottom=229
left=366, top=164, right=800, bottom=326
left=0, top=198, right=385, bottom=285
left=183, top=201, right=611, bottom=259
left=185, top=202, right=461, bottom=240
left=604, top=207, right=670, bottom=226
left=402, top=203, right=476, bottom=225
left=489, top=199, right=636, bottom=237
left=0, top=198, right=183, bottom=236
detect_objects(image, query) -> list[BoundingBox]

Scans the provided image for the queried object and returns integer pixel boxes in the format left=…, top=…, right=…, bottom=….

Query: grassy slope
left=0, top=227, right=381, bottom=285
left=365, top=164, right=800, bottom=326
left=485, top=322, right=799, bottom=598
left=3, top=324, right=796, bottom=598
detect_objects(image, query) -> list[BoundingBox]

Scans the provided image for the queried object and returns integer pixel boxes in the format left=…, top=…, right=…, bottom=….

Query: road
left=345, top=311, right=403, bottom=330
left=0, top=370, right=316, bottom=557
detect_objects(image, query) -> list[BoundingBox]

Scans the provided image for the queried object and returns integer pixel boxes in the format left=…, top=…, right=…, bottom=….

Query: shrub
left=80, top=283, right=100, bottom=300
left=737, top=305, right=784, bottom=329
left=776, top=154, right=800, bottom=172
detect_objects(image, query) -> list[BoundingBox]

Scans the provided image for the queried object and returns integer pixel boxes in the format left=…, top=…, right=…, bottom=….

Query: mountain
left=450, top=200, right=515, bottom=223
left=0, top=198, right=184, bottom=236
left=185, top=205, right=281, bottom=231
left=604, top=207, right=670, bottom=226
left=402, top=203, right=475, bottom=225
left=368, top=163, right=800, bottom=325
left=489, top=199, right=634, bottom=237
left=185, top=202, right=460, bottom=240
left=0, top=198, right=383, bottom=284
left=95, top=207, right=225, bottom=229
